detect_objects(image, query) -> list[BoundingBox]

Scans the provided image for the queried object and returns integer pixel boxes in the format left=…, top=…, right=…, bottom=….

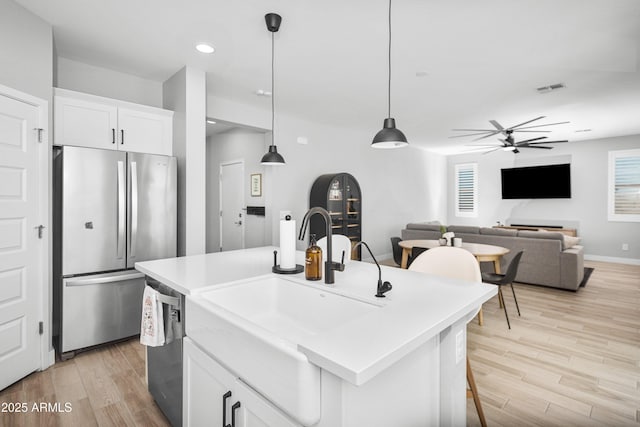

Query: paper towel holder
left=272, top=250, right=304, bottom=274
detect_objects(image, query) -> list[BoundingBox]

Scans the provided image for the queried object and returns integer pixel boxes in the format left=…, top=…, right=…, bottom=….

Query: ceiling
left=16, top=0, right=640, bottom=154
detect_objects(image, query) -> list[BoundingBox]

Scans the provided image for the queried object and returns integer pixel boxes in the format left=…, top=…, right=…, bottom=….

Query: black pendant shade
left=372, top=118, right=408, bottom=148
left=261, top=13, right=286, bottom=166
left=260, top=145, right=285, bottom=165
left=372, top=0, right=408, bottom=149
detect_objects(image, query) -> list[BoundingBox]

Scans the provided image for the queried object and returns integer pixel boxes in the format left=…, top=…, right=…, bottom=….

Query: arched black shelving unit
left=309, top=173, right=361, bottom=260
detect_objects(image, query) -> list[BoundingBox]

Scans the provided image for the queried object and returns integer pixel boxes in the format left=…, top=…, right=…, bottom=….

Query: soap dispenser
left=305, top=234, right=322, bottom=281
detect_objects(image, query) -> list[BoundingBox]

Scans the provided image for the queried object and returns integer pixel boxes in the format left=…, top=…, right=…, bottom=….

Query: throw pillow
left=563, top=235, right=581, bottom=249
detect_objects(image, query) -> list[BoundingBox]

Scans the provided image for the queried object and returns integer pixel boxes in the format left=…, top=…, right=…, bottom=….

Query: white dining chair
left=408, top=246, right=487, bottom=427
left=317, top=234, right=353, bottom=265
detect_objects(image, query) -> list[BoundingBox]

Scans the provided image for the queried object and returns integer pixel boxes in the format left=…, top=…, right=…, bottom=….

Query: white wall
left=55, top=57, right=163, bottom=107
left=207, top=95, right=448, bottom=259
left=0, top=0, right=52, bottom=101
left=447, top=135, right=640, bottom=262
left=164, top=67, right=207, bottom=256
left=206, top=129, right=268, bottom=253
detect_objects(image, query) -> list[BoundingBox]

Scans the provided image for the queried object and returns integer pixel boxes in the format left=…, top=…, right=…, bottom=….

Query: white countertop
left=136, top=246, right=497, bottom=385
left=135, top=246, right=287, bottom=295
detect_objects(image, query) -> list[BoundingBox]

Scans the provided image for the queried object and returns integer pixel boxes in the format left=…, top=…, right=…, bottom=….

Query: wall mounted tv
left=501, top=163, right=571, bottom=199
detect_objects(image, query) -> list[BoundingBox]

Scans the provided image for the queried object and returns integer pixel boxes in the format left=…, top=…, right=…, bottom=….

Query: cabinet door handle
left=222, top=391, right=232, bottom=427
left=231, top=401, right=241, bottom=427
left=121, top=129, right=124, bottom=145
left=112, top=128, right=115, bottom=144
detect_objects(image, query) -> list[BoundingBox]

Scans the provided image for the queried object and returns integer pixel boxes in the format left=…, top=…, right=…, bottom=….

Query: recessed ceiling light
left=206, top=120, right=216, bottom=124
left=196, top=43, right=215, bottom=54
left=255, top=89, right=272, bottom=97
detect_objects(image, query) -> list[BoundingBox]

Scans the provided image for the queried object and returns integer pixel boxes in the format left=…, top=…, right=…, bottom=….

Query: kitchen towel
left=279, top=216, right=297, bottom=270
left=140, top=285, right=165, bottom=346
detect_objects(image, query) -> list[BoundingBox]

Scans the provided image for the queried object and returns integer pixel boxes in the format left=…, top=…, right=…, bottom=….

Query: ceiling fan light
left=503, top=146, right=516, bottom=151
left=260, top=145, right=285, bottom=165
left=372, top=118, right=409, bottom=149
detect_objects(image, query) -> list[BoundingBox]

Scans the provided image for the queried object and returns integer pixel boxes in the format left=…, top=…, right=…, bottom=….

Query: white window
left=455, top=163, right=478, bottom=217
left=608, top=149, right=640, bottom=222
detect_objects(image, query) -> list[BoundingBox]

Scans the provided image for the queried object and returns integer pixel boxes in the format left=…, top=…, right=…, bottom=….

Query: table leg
left=494, top=258, right=504, bottom=308
left=401, top=248, right=409, bottom=269
left=477, top=307, right=484, bottom=326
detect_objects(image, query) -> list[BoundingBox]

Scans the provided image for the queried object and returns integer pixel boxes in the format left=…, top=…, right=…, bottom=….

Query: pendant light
left=261, top=13, right=286, bottom=165
left=372, top=0, right=408, bottom=149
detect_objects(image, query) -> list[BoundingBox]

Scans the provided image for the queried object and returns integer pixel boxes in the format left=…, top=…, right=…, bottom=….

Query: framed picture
left=250, top=173, right=262, bottom=197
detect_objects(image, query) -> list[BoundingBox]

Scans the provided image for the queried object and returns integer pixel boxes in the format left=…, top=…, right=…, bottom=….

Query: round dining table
left=399, top=239, right=510, bottom=272
left=399, top=239, right=510, bottom=326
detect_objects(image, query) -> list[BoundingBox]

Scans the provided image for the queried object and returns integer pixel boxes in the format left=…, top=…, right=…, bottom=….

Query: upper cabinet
left=54, top=88, right=173, bottom=156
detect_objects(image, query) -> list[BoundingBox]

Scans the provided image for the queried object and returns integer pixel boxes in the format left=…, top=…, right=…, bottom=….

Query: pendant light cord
left=271, top=31, right=275, bottom=146
left=387, top=0, right=392, bottom=119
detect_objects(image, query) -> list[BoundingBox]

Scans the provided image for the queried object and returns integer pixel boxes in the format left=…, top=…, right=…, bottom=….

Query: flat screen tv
left=501, top=163, right=571, bottom=199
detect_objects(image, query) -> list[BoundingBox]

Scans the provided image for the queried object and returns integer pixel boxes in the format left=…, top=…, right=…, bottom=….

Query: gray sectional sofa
left=401, top=223, right=584, bottom=291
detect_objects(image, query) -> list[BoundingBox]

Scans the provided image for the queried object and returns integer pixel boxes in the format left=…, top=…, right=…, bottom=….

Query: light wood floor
left=0, top=339, right=170, bottom=427
left=1, top=260, right=638, bottom=427
left=465, top=260, right=640, bottom=427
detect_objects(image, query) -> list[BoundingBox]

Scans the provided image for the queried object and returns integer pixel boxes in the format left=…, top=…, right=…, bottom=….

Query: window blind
left=614, top=155, right=640, bottom=215
left=455, top=163, right=477, bottom=217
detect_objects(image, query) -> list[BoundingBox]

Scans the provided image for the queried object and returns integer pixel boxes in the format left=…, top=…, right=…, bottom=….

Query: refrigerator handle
left=117, top=160, right=126, bottom=259
left=65, top=271, right=145, bottom=287
left=130, top=161, right=138, bottom=258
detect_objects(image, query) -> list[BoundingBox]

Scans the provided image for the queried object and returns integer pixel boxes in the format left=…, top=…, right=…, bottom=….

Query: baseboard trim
left=584, top=254, right=640, bottom=266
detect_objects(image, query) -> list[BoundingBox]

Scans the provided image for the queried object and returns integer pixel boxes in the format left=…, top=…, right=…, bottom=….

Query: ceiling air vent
left=536, top=83, right=566, bottom=93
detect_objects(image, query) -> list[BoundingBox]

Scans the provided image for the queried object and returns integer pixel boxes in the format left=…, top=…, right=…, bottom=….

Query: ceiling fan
left=451, top=116, right=570, bottom=154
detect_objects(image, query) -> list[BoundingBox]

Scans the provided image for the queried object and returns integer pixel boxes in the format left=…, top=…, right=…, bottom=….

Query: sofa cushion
left=406, top=223, right=443, bottom=232
left=447, top=225, right=480, bottom=234
left=480, top=227, right=518, bottom=237
left=518, top=229, right=564, bottom=241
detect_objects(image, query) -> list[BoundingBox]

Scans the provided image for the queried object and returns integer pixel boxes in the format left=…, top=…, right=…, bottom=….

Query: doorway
left=219, top=160, right=244, bottom=251
left=205, top=121, right=268, bottom=253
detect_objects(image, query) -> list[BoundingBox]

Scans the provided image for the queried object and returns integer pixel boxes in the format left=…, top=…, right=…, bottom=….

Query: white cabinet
left=54, top=95, right=117, bottom=150
left=183, top=338, right=300, bottom=427
left=54, top=88, right=173, bottom=156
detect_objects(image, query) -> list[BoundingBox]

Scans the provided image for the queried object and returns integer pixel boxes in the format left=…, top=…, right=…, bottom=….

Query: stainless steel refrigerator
left=53, top=146, right=177, bottom=357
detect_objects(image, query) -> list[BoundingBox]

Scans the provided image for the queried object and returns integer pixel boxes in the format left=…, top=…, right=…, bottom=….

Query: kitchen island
left=136, top=246, right=497, bottom=427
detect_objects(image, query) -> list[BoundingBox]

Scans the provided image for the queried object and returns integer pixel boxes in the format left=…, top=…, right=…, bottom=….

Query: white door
left=220, top=161, right=244, bottom=251
left=0, top=89, right=45, bottom=389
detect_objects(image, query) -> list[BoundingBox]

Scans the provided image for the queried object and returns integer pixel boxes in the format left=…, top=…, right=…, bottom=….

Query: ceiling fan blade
left=508, top=116, right=546, bottom=129
left=489, top=120, right=504, bottom=131
left=511, top=129, right=552, bottom=133
left=520, top=145, right=554, bottom=149
left=481, top=147, right=504, bottom=155
left=463, top=147, right=495, bottom=153
left=472, top=131, right=502, bottom=141
left=448, top=131, right=497, bottom=139
left=451, top=128, right=496, bottom=132
left=526, top=140, right=569, bottom=145
left=515, top=136, right=548, bottom=145
left=515, top=121, right=570, bottom=130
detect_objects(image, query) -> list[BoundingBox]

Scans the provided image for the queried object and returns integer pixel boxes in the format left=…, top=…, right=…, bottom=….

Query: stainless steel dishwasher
left=145, top=277, right=185, bottom=427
